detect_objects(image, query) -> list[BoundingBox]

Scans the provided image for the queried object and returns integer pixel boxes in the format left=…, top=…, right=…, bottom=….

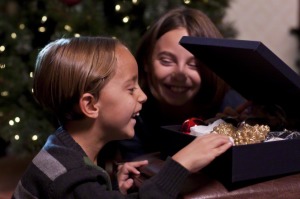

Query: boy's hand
left=117, top=160, right=148, bottom=194
left=172, top=133, right=233, bottom=173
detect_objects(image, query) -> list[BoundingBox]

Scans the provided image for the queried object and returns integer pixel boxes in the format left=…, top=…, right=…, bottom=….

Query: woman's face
left=148, top=28, right=201, bottom=106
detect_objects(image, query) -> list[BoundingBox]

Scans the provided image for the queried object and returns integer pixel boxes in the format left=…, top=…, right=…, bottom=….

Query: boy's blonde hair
left=33, top=36, right=120, bottom=124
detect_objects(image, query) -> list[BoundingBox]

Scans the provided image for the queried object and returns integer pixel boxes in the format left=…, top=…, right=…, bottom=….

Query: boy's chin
left=125, top=132, right=135, bottom=139
left=121, top=130, right=135, bottom=140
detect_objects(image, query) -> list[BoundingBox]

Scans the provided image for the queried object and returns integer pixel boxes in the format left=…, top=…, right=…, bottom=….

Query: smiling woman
left=117, top=7, right=246, bottom=161
left=150, top=28, right=201, bottom=106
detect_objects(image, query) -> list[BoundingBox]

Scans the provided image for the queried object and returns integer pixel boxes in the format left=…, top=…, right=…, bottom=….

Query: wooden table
left=0, top=155, right=33, bottom=199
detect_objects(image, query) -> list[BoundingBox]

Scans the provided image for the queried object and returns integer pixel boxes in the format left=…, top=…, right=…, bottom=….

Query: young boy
left=12, top=36, right=232, bottom=199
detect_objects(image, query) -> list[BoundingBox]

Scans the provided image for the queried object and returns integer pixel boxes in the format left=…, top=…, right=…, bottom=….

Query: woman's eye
left=159, top=58, right=174, bottom=66
left=188, top=60, right=198, bottom=69
left=188, top=63, right=197, bottom=68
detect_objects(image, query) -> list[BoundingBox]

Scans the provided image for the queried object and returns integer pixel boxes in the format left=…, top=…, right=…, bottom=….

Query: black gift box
left=160, top=125, right=300, bottom=189
left=160, top=37, right=300, bottom=188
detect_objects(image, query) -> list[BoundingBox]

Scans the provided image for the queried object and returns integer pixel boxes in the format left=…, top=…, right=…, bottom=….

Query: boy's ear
left=79, top=93, right=99, bottom=118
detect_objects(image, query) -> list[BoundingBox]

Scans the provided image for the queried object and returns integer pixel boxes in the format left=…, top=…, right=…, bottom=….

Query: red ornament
left=180, top=117, right=205, bottom=134
left=60, top=0, right=82, bottom=6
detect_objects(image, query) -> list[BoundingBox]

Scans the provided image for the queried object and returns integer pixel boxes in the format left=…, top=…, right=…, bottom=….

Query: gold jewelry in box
left=213, top=123, right=270, bottom=145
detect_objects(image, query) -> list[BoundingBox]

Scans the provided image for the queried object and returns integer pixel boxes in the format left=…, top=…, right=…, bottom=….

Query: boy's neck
left=64, top=120, right=106, bottom=165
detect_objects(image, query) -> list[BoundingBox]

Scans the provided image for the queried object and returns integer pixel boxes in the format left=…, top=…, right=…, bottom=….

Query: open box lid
left=179, top=36, right=300, bottom=115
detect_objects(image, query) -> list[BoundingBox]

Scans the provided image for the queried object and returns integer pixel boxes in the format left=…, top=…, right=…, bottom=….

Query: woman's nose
left=171, top=65, right=187, bottom=81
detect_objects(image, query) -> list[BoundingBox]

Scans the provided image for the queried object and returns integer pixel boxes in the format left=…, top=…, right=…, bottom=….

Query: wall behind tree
left=224, top=0, right=299, bottom=73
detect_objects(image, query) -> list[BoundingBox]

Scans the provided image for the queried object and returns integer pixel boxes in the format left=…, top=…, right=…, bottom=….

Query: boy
left=12, top=36, right=232, bottom=198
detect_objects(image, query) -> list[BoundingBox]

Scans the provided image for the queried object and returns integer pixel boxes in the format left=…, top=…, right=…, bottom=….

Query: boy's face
left=96, top=45, right=147, bottom=140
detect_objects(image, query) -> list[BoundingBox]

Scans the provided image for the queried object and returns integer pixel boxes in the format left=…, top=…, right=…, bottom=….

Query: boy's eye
left=128, top=87, right=136, bottom=94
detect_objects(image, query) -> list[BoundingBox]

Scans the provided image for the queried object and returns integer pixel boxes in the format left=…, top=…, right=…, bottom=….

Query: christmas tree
left=0, top=0, right=236, bottom=155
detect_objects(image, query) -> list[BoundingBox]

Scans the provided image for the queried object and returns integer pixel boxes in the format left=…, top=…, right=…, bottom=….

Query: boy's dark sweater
left=12, top=127, right=189, bottom=199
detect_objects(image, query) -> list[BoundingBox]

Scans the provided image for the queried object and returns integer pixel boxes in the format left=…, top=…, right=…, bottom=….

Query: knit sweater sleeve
left=139, top=157, right=190, bottom=199
left=49, top=157, right=189, bottom=199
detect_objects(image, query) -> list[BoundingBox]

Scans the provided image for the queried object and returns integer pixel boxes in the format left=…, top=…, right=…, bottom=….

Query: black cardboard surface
left=179, top=36, right=300, bottom=115
left=160, top=125, right=300, bottom=189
